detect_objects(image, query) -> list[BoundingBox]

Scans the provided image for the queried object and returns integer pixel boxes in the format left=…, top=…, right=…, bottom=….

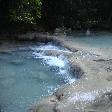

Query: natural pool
left=67, top=32, right=112, bottom=58
left=0, top=42, right=74, bottom=112
left=68, top=32, right=112, bottom=47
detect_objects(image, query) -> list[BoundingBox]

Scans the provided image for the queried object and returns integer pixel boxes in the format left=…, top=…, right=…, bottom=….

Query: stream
left=0, top=42, right=74, bottom=112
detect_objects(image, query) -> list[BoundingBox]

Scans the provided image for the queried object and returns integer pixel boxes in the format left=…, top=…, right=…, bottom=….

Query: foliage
left=0, top=0, right=42, bottom=25
left=9, top=0, right=42, bottom=24
left=0, top=0, right=112, bottom=30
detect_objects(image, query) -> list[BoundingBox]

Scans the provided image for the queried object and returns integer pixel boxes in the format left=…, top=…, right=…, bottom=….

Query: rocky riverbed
left=0, top=32, right=112, bottom=112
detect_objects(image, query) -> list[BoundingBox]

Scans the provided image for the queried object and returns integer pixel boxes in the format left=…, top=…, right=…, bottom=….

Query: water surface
left=0, top=42, right=74, bottom=112
left=68, top=32, right=112, bottom=58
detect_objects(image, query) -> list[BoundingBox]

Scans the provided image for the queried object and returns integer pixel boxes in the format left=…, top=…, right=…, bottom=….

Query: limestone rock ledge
left=29, top=33, right=112, bottom=112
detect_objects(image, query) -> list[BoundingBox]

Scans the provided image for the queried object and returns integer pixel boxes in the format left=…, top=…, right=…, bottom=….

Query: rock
left=35, top=105, right=55, bottom=112
left=32, top=96, right=58, bottom=112
left=54, top=28, right=66, bottom=36
left=85, top=91, right=112, bottom=112
left=70, top=63, right=84, bottom=79
left=43, top=50, right=72, bottom=57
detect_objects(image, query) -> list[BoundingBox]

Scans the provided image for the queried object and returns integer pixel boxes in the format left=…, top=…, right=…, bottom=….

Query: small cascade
left=31, top=43, right=75, bottom=84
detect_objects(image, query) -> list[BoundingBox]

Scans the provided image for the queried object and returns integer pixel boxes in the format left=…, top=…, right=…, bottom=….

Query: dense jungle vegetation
left=0, top=0, right=112, bottom=30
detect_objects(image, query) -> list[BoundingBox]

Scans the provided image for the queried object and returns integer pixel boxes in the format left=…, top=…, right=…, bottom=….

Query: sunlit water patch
left=0, top=43, right=74, bottom=112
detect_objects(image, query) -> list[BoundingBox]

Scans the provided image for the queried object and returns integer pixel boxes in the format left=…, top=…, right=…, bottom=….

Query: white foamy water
left=31, top=44, right=59, bottom=51
left=33, top=54, right=65, bottom=68
left=31, top=43, right=74, bottom=83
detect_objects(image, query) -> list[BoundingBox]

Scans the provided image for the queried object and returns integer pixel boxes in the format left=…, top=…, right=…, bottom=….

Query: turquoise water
left=68, top=33, right=112, bottom=47
left=0, top=43, right=74, bottom=112
left=67, top=32, right=112, bottom=58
